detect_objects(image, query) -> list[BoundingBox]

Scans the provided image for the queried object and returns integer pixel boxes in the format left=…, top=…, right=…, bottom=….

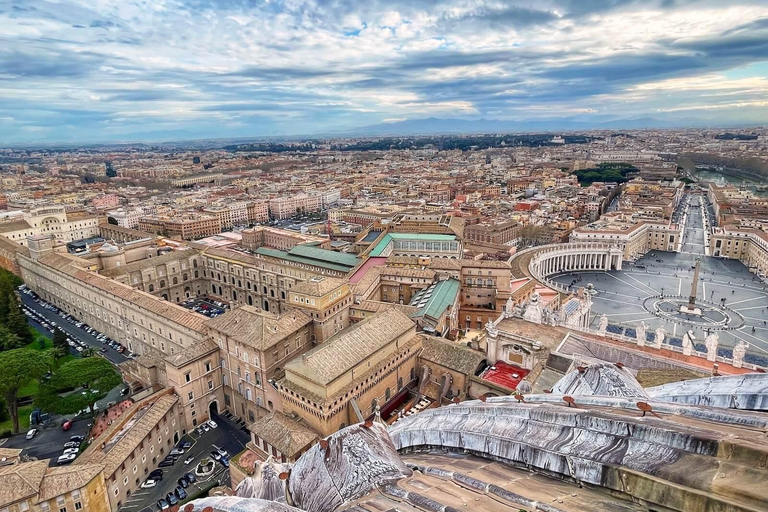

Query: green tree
left=0, top=349, right=52, bottom=433
left=6, top=301, right=33, bottom=346
left=53, top=329, right=69, bottom=352
left=36, top=357, right=121, bottom=416
left=0, top=325, right=21, bottom=352
left=81, top=347, right=97, bottom=358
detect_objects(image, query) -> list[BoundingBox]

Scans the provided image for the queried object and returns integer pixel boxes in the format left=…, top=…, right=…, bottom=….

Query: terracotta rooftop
left=37, top=464, right=105, bottom=501
left=249, top=412, right=318, bottom=458
left=0, top=459, right=47, bottom=507
left=205, top=305, right=312, bottom=351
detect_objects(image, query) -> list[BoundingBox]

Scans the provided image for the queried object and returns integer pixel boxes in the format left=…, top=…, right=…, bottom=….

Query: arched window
left=486, top=279, right=493, bottom=287
left=247, top=296, right=253, bottom=305
left=232, top=291, right=237, bottom=301
left=159, top=280, right=165, bottom=288
left=183, top=273, right=188, bottom=281
left=385, top=388, right=391, bottom=401
left=193, top=260, right=198, bottom=268
left=212, top=284, right=216, bottom=293
left=370, top=399, right=378, bottom=412
left=194, top=271, right=199, bottom=278
left=280, top=291, right=285, bottom=300
left=256, top=396, right=263, bottom=407
left=245, top=388, right=252, bottom=401
left=398, top=377, right=403, bottom=390
left=172, top=277, right=178, bottom=285
left=218, top=286, right=222, bottom=295
left=270, top=289, right=275, bottom=297
left=149, top=284, right=155, bottom=292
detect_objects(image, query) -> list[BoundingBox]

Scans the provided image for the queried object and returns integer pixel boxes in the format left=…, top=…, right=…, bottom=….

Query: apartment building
left=138, top=214, right=221, bottom=240
left=207, top=306, right=313, bottom=423
left=268, top=193, right=321, bottom=220
left=170, top=173, right=224, bottom=187
left=463, top=219, right=520, bottom=246
left=710, top=227, right=768, bottom=277
left=287, top=276, right=351, bottom=342
left=76, top=390, right=183, bottom=511
left=0, top=461, right=110, bottom=512
left=246, top=201, right=269, bottom=224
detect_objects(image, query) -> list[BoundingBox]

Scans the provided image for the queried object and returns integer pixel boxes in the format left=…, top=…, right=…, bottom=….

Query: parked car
left=62, top=448, right=79, bottom=456
left=140, top=479, right=158, bottom=489
left=180, top=440, right=192, bottom=449
left=202, top=423, right=210, bottom=432
left=212, top=445, right=228, bottom=457
left=70, top=435, right=84, bottom=442
left=183, top=454, right=195, bottom=464
left=207, top=420, right=218, bottom=429
left=26, top=429, right=37, bottom=440
left=63, top=441, right=80, bottom=449
left=175, top=486, right=188, bottom=500
left=177, top=477, right=190, bottom=488
left=166, top=493, right=178, bottom=506
left=220, top=457, right=229, bottom=468
left=62, top=420, right=72, bottom=431
left=57, top=453, right=77, bottom=465
left=156, top=498, right=169, bottom=511
left=149, top=469, right=164, bottom=480
left=170, top=448, right=184, bottom=456
left=183, top=472, right=196, bottom=483
left=210, top=451, right=222, bottom=462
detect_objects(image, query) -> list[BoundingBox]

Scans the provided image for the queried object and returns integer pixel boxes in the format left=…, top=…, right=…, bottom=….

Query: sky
left=1, top=0, right=768, bottom=143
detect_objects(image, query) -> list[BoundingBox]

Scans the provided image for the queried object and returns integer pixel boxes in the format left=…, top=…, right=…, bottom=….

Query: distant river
left=694, top=169, right=768, bottom=197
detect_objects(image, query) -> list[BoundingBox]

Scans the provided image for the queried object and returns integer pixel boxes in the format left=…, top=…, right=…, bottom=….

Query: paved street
left=20, top=293, right=128, bottom=364
left=121, top=413, right=249, bottom=512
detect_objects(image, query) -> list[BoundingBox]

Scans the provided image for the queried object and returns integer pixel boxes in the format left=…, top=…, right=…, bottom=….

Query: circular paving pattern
left=642, top=295, right=744, bottom=331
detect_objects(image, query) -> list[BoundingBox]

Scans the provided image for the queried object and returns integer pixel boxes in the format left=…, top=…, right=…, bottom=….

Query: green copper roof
left=369, top=232, right=457, bottom=257
left=255, top=245, right=359, bottom=272
left=410, top=278, right=460, bottom=321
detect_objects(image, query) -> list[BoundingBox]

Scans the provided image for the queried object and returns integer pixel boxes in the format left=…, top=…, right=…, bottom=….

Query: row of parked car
left=145, top=469, right=195, bottom=510
left=18, top=285, right=136, bottom=358
left=56, top=435, right=85, bottom=465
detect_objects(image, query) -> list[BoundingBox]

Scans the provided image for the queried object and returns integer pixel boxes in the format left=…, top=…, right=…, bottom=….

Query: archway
left=209, top=400, right=219, bottom=418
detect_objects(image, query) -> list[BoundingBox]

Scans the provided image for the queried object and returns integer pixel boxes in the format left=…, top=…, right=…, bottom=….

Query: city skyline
left=1, top=0, right=768, bottom=143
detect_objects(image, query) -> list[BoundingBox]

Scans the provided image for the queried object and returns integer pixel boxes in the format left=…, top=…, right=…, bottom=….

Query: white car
left=62, top=448, right=79, bottom=456
left=57, top=453, right=77, bottom=464
left=207, top=420, right=218, bottom=429
left=25, top=429, right=37, bottom=440
left=140, top=479, right=157, bottom=489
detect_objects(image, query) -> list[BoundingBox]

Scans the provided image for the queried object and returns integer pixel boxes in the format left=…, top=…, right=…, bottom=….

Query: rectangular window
left=74, top=503, right=82, bottom=511
left=185, top=372, right=191, bottom=383
left=188, top=391, right=194, bottom=400
left=208, top=380, right=213, bottom=390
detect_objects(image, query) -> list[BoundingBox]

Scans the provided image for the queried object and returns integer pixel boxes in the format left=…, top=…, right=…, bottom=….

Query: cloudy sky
left=1, top=0, right=768, bottom=143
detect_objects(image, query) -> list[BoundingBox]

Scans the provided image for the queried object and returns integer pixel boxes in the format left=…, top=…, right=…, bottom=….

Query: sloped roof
left=409, top=278, right=459, bottom=321
left=249, top=412, right=318, bottom=458
left=0, top=460, right=48, bottom=507
left=285, top=308, right=415, bottom=386
left=291, top=276, right=346, bottom=297
left=420, top=336, right=486, bottom=375
left=205, top=305, right=312, bottom=351
left=38, top=464, right=105, bottom=501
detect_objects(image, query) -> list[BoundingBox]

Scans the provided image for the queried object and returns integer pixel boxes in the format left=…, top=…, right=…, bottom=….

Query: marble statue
left=485, top=319, right=498, bottom=338
left=504, top=297, right=514, bottom=318
left=682, top=330, right=695, bottom=356
left=513, top=303, right=523, bottom=318
left=597, top=313, right=608, bottom=335
left=732, top=340, right=748, bottom=368
left=636, top=321, right=647, bottom=347
left=653, top=327, right=666, bottom=349
left=704, top=332, right=719, bottom=362
left=522, top=292, right=543, bottom=324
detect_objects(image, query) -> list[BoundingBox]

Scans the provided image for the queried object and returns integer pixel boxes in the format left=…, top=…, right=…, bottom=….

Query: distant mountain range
left=340, top=116, right=756, bottom=136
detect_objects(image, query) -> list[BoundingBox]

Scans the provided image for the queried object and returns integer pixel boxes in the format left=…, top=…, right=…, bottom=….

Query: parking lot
left=3, top=417, right=91, bottom=464
left=179, top=296, right=228, bottom=318
left=19, top=290, right=129, bottom=365
left=121, top=413, right=249, bottom=512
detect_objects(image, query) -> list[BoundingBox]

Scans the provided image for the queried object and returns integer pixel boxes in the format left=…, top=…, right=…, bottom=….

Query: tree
left=81, top=347, right=97, bottom=358
left=36, top=357, right=121, bottom=416
left=0, top=325, right=21, bottom=352
left=53, top=329, right=69, bottom=352
left=0, top=349, right=52, bottom=433
left=107, top=216, right=119, bottom=225
left=6, top=301, right=33, bottom=346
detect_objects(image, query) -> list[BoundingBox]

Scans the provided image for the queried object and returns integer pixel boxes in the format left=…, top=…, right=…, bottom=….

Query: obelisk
left=680, top=258, right=703, bottom=316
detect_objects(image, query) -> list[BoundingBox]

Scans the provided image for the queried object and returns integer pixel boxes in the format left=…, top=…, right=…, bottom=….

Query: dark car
left=175, top=486, right=188, bottom=500
left=166, top=493, right=179, bottom=506
left=158, top=458, right=174, bottom=468
left=210, top=451, right=222, bottom=461
left=183, top=472, right=196, bottom=483
left=177, top=477, right=190, bottom=488
left=70, top=435, right=85, bottom=442
left=220, top=457, right=229, bottom=468
left=157, top=498, right=169, bottom=511
left=180, top=440, right=192, bottom=449
left=149, top=469, right=164, bottom=480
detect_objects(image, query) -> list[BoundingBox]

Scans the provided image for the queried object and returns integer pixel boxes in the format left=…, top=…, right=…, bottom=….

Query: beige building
left=278, top=308, right=422, bottom=437
left=288, top=276, right=351, bottom=342
left=207, top=305, right=313, bottom=423
left=570, top=213, right=680, bottom=260
left=0, top=459, right=110, bottom=512
left=0, top=206, right=99, bottom=247
left=76, top=390, right=183, bottom=511
left=138, top=214, right=221, bottom=240
left=239, top=226, right=328, bottom=252
left=710, top=226, right=768, bottom=277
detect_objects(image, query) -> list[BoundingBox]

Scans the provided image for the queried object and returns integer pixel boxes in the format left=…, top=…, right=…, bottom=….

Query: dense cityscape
left=2, top=1, right=768, bottom=512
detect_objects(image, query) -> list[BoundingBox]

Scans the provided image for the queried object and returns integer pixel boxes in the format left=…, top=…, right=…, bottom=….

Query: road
left=680, top=195, right=708, bottom=256
left=20, top=293, right=128, bottom=365
left=121, top=413, right=249, bottom=512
